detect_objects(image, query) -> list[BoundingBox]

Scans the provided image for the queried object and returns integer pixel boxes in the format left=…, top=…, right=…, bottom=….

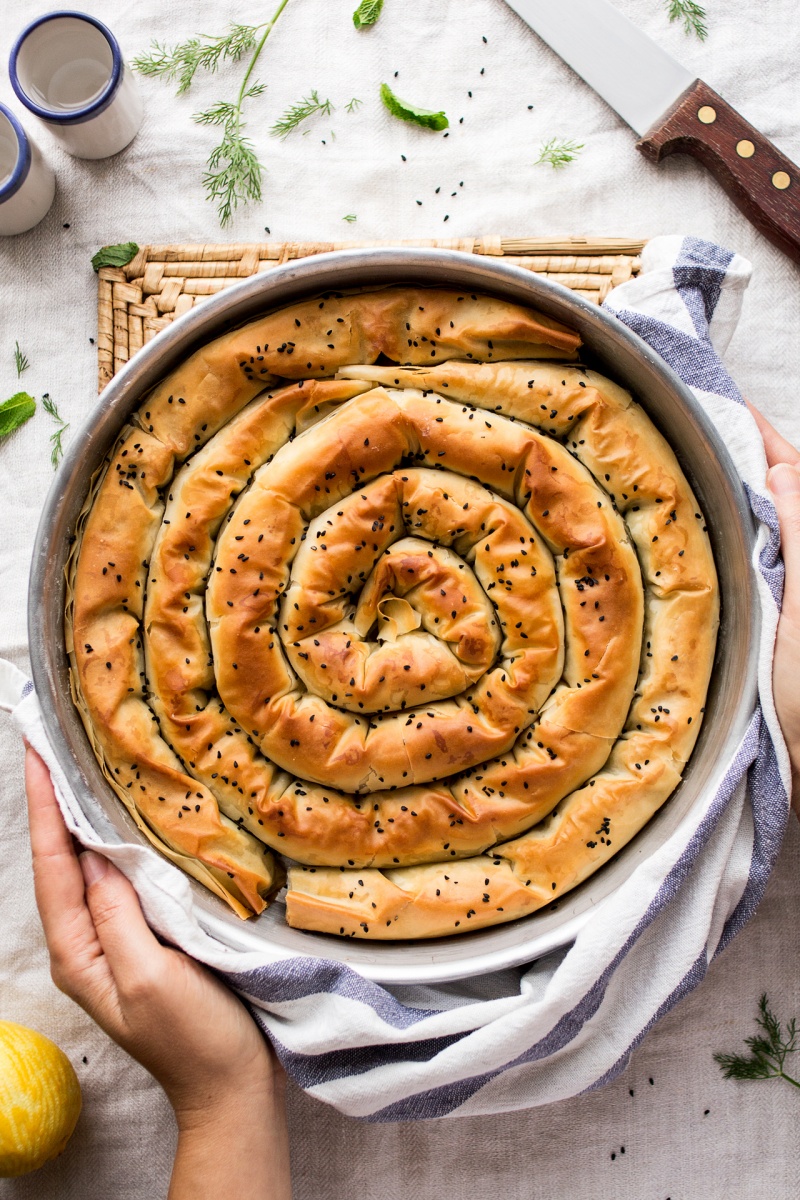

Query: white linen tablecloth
left=0, top=0, right=798, bottom=1195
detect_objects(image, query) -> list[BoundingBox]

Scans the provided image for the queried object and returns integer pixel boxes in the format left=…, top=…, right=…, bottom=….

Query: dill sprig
left=13, top=342, right=29, bottom=378
left=134, top=0, right=292, bottom=226
left=345, top=97, right=363, bottom=113
left=132, top=24, right=259, bottom=94
left=714, top=995, right=800, bottom=1090
left=665, top=0, right=708, bottom=40
left=195, top=84, right=267, bottom=227
left=42, top=394, right=69, bottom=470
left=271, top=90, right=334, bottom=139
left=535, top=138, right=584, bottom=169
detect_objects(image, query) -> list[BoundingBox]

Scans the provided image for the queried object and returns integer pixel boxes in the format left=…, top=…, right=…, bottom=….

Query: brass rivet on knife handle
left=637, top=79, right=800, bottom=265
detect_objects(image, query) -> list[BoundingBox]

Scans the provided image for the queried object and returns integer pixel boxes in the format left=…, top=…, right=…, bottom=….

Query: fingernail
left=80, top=850, right=108, bottom=886
left=767, top=463, right=800, bottom=496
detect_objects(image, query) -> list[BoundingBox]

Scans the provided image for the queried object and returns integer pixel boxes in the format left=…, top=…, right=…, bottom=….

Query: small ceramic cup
left=0, top=103, right=56, bottom=236
left=9, top=11, right=143, bottom=160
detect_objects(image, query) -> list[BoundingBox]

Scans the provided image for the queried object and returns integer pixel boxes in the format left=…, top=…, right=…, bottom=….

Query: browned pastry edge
left=65, top=432, right=285, bottom=917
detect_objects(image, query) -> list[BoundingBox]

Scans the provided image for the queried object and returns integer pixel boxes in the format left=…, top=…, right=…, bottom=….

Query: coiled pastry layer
left=67, top=288, right=717, bottom=937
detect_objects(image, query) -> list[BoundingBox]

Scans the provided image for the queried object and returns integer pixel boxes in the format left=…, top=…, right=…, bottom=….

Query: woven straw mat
left=96, top=236, right=645, bottom=392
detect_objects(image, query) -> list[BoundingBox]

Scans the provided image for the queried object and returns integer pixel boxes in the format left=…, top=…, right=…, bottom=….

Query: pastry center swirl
left=209, top=446, right=566, bottom=794
left=284, top=522, right=501, bottom=714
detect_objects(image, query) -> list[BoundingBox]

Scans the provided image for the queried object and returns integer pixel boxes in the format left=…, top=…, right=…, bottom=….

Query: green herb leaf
left=13, top=342, right=30, bottom=378
left=345, top=97, right=363, bottom=113
left=91, top=242, right=140, bottom=272
left=665, top=0, right=708, bottom=40
left=42, top=393, right=69, bottom=469
left=342, top=214, right=358, bottom=223
left=197, top=108, right=264, bottom=229
left=0, top=392, right=36, bottom=440
left=535, top=138, right=584, bottom=169
left=380, top=83, right=448, bottom=131
left=714, top=995, right=800, bottom=1091
left=353, top=0, right=384, bottom=29
left=133, top=24, right=260, bottom=95
left=271, top=90, right=334, bottom=139
left=132, top=0, right=292, bottom=227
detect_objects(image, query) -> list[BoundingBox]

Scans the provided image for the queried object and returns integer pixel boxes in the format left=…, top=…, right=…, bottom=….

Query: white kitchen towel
left=1, top=235, right=790, bottom=1121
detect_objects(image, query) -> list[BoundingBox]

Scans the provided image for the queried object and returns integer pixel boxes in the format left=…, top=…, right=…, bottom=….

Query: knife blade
left=506, top=0, right=800, bottom=264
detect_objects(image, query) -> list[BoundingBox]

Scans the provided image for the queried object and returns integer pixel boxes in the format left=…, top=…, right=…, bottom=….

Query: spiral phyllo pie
left=66, top=288, right=717, bottom=936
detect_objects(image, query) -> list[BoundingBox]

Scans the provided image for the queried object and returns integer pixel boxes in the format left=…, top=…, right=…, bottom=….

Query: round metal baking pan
left=28, top=248, right=759, bottom=985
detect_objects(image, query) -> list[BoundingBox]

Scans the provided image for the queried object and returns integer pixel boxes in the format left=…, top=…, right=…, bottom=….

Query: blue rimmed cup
left=0, top=103, right=56, bottom=235
left=10, top=11, right=143, bottom=159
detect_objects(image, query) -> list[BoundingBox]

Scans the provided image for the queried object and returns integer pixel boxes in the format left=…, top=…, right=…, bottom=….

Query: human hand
left=25, top=746, right=291, bottom=1198
left=749, top=402, right=800, bottom=817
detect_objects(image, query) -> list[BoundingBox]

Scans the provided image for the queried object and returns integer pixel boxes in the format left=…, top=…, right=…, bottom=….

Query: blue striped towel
left=2, top=234, right=790, bottom=1120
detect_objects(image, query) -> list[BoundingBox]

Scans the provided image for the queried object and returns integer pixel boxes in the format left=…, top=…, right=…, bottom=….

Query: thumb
left=80, top=850, right=165, bottom=992
left=768, top=464, right=800, bottom=607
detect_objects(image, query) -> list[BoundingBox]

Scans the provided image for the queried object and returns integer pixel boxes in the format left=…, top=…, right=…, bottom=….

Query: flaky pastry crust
left=67, top=290, right=717, bottom=937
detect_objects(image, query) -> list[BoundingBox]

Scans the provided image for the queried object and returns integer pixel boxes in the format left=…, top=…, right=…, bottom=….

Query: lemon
left=0, top=1021, right=82, bottom=1177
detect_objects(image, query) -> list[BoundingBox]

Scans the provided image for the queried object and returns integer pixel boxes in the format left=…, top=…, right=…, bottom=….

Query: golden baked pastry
left=67, top=287, right=717, bottom=937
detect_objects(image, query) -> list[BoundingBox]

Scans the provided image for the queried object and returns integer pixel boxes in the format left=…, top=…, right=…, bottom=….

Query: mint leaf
left=91, top=242, right=140, bottom=272
left=380, top=83, right=448, bottom=131
left=353, top=0, right=384, bottom=28
left=0, top=392, right=36, bottom=439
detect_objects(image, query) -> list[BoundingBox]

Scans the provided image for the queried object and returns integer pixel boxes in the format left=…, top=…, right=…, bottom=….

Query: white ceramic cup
left=0, top=103, right=56, bottom=236
left=9, top=11, right=143, bottom=160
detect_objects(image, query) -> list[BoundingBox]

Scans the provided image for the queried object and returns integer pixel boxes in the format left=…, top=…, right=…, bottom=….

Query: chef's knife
left=505, top=0, right=800, bottom=263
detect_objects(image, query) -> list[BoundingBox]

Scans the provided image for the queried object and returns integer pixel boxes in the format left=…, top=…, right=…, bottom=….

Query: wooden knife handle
left=637, top=79, right=800, bottom=264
